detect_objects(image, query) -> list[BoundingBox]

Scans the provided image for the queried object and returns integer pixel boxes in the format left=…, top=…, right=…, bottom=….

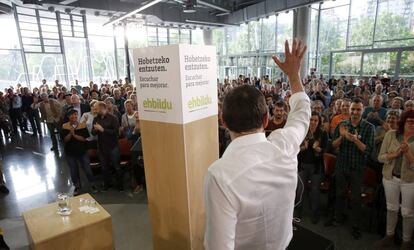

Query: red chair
left=87, top=148, right=100, bottom=168
left=119, top=138, right=133, bottom=168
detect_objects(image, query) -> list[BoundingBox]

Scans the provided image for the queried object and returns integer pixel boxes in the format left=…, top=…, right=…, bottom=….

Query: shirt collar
left=223, top=132, right=267, bottom=157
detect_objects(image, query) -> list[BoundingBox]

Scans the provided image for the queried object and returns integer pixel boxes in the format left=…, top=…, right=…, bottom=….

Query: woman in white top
left=80, top=100, right=98, bottom=147
left=121, top=99, right=143, bottom=193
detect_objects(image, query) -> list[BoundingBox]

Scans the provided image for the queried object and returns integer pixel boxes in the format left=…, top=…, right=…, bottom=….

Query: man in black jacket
left=22, top=87, right=42, bottom=137
left=92, top=102, right=121, bottom=191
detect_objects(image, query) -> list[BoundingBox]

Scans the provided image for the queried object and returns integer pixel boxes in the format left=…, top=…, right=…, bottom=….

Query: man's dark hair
left=222, top=85, right=267, bottom=133
left=274, top=100, right=285, bottom=108
left=352, top=97, right=364, bottom=105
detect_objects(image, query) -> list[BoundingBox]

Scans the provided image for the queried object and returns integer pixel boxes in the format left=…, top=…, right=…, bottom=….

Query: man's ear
left=263, top=112, right=269, bottom=129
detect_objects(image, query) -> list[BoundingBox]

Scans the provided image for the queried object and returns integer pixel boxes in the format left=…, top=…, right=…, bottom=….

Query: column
left=203, top=29, right=213, bottom=45
left=293, top=6, right=310, bottom=79
left=133, top=44, right=219, bottom=249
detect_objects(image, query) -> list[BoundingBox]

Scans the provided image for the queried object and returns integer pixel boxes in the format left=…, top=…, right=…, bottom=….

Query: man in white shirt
left=204, top=39, right=311, bottom=250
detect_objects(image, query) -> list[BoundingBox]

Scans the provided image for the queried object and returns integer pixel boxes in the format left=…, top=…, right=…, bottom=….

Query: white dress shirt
left=204, top=91, right=311, bottom=250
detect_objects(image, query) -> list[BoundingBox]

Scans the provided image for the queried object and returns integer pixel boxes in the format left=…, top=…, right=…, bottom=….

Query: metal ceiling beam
left=41, top=0, right=229, bottom=26
left=224, top=0, right=323, bottom=24
left=197, top=0, right=230, bottom=13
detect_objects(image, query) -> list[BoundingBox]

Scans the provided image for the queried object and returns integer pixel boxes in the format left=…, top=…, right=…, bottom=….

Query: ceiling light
left=104, top=0, right=163, bottom=26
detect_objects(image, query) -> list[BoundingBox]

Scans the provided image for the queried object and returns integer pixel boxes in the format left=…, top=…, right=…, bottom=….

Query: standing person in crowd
left=296, top=112, right=328, bottom=224
left=21, top=87, right=41, bottom=137
left=80, top=100, right=98, bottom=148
left=0, top=92, right=11, bottom=139
left=104, top=97, right=122, bottom=122
left=121, top=100, right=143, bottom=193
left=204, top=39, right=310, bottom=250
left=375, top=110, right=414, bottom=250
left=92, top=102, right=121, bottom=191
left=32, top=93, right=62, bottom=151
left=265, top=101, right=287, bottom=134
left=330, top=99, right=351, bottom=136
left=363, top=95, right=387, bottom=127
left=7, top=88, right=23, bottom=135
left=388, top=97, right=404, bottom=116
left=374, top=111, right=400, bottom=158
left=81, top=87, right=91, bottom=103
left=329, top=98, right=375, bottom=239
left=61, top=109, right=97, bottom=195
left=113, top=88, right=125, bottom=114
left=373, top=84, right=388, bottom=105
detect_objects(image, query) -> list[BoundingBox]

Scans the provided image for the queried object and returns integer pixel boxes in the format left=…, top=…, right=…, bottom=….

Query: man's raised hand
left=272, top=39, right=307, bottom=78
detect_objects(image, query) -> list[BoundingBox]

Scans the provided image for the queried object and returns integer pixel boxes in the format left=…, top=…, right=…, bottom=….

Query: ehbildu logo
left=188, top=95, right=212, bottom=109
left=143, top=98, right=173, bottom=110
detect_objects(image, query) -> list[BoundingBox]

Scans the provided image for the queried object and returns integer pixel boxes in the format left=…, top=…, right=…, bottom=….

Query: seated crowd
left=0, top=77, right=143, bottom=195
left=217, top=74, right=414, bottom=249
left=1, top=73, right=414, bottom=249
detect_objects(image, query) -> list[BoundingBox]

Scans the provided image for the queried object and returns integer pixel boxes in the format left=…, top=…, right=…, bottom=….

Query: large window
left=375, top=0, right=414, bottom=47
left=89, top=35, right=116, bottom=83
left=179, top=29, right=191, bottom=44
left=363, top=52, right=398, bottom=77
left=319, top=1, right=349, bottom=52
left=147, top=27, right=157, bottom=46
left=262, top=16, right=276, bottom=52
left=276, top=12, right=293, bottom=52
left=248, top=20, right=261, bottom=51
left=400, top=51, right=414, bottom=78
left=64, top=37, right=89, bottom=85
left=348, top=0, right=376, bottom=47
left=158, top=27, right=168, bottom=46
left=26, top=53, right=65, bottom=88
left=332, top=52, right=362, bottom=77
left=191, top=28, right=204, bottom=45
left=127, top=24, right=147, bottom=48
left=0, top=50, right=26, bottom=90
left=169, top=28, right=179, bottom=44
left=212, top=28, right=225, bottom=55
left=227, top=24, right=249, bottom=54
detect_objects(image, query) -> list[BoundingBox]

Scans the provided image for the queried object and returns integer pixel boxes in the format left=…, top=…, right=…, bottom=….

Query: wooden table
left=22, top=193, right=114, bottom=250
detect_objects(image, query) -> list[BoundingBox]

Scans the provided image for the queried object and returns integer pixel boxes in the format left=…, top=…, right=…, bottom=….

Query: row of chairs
left=87, top=138, right=134, bottom=170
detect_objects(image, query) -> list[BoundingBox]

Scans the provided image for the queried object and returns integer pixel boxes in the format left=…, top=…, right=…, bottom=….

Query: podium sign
left=133, top=44, right=219, bottom=250
left=135, top=44, right=218, bottom=124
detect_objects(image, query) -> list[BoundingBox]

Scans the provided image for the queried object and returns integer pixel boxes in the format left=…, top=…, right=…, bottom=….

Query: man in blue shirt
left=362, top=94, right=386, bottom=127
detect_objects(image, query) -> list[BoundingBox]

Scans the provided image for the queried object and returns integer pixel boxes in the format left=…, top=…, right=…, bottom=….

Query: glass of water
left=57, top=193, right=72, bottom=216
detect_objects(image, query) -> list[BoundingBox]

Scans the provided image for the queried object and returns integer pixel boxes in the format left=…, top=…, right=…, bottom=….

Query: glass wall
left=212, top=0, right=414, bottom=81
left=0, top=14, right=25, bottom=90
left=4, top=0, right=414, bottom=90
left=26, top=53, right=65, bottom=88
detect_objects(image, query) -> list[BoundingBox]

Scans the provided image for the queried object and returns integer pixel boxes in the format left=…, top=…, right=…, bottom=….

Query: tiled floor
left=0, top=127, right=404, bottom=250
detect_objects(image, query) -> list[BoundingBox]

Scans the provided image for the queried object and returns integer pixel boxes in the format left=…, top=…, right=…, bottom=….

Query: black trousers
left=335, top=169, right=363, bottom=227
left=131, top=150, right=145, bottom=187
left=9, top=108, right=23, bottom=134
left=27, top=109, right=42, bottom=135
